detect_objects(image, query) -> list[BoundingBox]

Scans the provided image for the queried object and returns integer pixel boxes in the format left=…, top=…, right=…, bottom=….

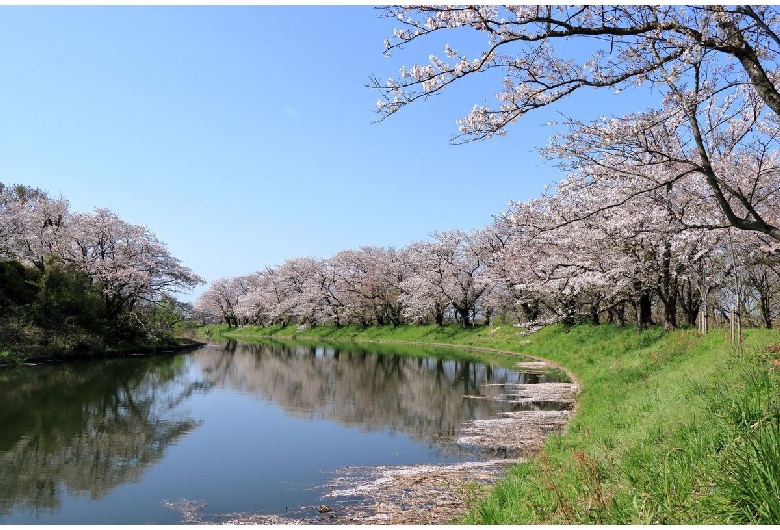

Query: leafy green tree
left=0, top=260, right=39, bottom=311
left=31, top=257, right=106, bottom=333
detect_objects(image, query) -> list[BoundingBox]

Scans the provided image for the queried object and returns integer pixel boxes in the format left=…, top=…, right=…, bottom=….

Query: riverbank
left=209, top=323, right=780, bottom=524
left=0, top=333, right=205, bottom=368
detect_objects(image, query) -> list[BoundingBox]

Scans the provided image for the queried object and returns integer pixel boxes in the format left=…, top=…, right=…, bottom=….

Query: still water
left=0, top=340, right=560, bottom=524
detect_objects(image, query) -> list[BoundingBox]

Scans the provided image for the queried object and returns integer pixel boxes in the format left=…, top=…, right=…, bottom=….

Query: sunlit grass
left=719, top=414, right=780, bottom=523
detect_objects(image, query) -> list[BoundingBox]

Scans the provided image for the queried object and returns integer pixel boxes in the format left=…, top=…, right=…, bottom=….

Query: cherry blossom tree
left=309, top=257, right=348, bottom=327
left=234, top=272, right=266, bottom=325
left=744, top=252, right=780, bottom=328
left=721, top=229, right=780, bottom=328
left=400, top=231, right=492, bottom=328
left=502, top=194, right=624, bottom=328
left=235, top=269, right=288, bottom=326
left=194, top=276, right=248, bottom=328
left=472, top=215, right=522, bottom=323
left=0, top=184, right=71, bottom=271
left=272, top=257, right=326, bottom=327
left=331, top=246, right=408, bottom=327
left=67, top=209, right=204, bottom=331
left=2, top=183, right=205, bottom=343
left=501, top=165, right=731, bottom=331
left=372, top=5, right=780, bottom=241
left=543, top=85, right=780, bottom=241
left=400, top=241, right=452, bottom=325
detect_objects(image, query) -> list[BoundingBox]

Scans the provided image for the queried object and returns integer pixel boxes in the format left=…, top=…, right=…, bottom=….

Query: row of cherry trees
left=195, top=172, right=780, bottom=331
left=197, top=6, right=780, bottom=332
left=0, top=183, right=204, bottom=336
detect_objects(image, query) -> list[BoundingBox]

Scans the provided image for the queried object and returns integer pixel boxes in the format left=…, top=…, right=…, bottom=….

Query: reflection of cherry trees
left=0, top=356, right=203, bottom=516
left=193, top=341, right=527, bottom=449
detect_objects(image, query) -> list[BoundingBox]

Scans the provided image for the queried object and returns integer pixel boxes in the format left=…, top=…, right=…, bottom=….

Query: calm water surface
left=0, top=340, right=559, bottom=524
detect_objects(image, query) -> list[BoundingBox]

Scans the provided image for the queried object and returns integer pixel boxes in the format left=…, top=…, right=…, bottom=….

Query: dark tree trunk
left=520, top=301, right=540, bottom=322
left=656, top=239, right=680, bottom=332
left=678, top=278, right=700, bottom=326
left=760, top=291, right=773, bottom=329
left=663, top=296, right=678, bottom=332
left=635, top=290, right=652, bottom=333
left=589, top=297, right=601, bottom=325
left=615, top=303, right=626, bottom=327
left=607, top=302, right=626, bottom=327
left=560, top=297, right=577, bottom=327
left=451, top=301, right=472, bottom=328
left=434, top=307, right=444, bottom=326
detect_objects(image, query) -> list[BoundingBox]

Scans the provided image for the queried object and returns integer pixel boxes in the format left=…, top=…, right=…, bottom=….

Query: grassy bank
left=208, top=322, right=780, bottom=524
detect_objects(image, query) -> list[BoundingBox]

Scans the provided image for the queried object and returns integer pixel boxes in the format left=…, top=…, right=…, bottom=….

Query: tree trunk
left=589, top=297, right=601, bottom=325
left=520, top=301, right=540, bottom=322
left=678, top=278, right=700, bottom=326
left=760, top=291, right=773, bottom=329
left=663, top=295, right=677, bottom=332
left=560, top=297, right=577, bottom=327
left=434, top=306, right=444, bottom=326
left=457, top=307, right=471, bottom=328
left=635, top=290, right=652, bottom=332
left=656, top=239, right=679, bottom=331
left=615, top=303, right=626, bottom=327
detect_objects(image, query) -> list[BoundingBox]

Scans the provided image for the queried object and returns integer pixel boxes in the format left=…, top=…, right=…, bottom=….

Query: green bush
left=0, top=259, right=39, bottom=310
left=31, top=259, right=107, bottom=333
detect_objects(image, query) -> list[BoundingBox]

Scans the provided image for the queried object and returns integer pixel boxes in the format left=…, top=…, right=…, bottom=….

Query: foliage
left=31, top=258, right=107, bottom=333
left=193, top=11, right=780, bottom=335
left=0, top=259, right=38, bottom=310
left=196, top=211, right=780, bottom=332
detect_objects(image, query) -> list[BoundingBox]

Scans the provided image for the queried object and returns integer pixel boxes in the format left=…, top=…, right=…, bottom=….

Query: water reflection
left=0, top=341, right=561, bottom=523
left=194, top=340, right=542, bottom=448
left=0, top=356, right=202, bottom=517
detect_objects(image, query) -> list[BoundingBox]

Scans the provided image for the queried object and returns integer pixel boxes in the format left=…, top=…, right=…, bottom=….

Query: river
left=0, top=339, right=567, bottom=524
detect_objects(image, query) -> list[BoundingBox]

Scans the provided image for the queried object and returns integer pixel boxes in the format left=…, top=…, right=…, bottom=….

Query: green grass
left=203, top=322, right=780, bottom=524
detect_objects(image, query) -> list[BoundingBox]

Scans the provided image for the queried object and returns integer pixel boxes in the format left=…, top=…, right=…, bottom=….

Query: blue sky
left=0, top=6, right=654, bottom=302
